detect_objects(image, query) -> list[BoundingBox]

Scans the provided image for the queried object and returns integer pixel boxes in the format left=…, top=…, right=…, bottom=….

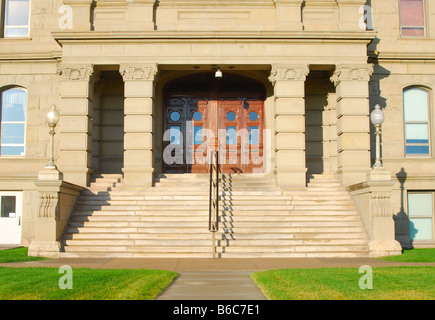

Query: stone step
left=64, top=226, right=366, bottom=235
left=70, top=214, right=362, bottom=223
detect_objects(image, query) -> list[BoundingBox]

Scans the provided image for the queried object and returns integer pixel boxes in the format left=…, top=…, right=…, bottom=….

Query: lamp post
left=370, top=104, right=385, bottom=168
left=45, top=105, right=60, bottom=169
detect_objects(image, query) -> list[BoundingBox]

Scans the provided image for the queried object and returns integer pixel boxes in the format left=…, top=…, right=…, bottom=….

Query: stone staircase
left=60, top=173, right=370, bottom=258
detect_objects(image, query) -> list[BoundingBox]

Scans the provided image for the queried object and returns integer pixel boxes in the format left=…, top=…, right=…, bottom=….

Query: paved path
left=157, top=271, right=266, bottom=300
left=2, top=252, right=435, bottom=300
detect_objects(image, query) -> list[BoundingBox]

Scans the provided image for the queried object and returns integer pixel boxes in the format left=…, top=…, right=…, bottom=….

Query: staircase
left=60, top=173, right=369, bottom=258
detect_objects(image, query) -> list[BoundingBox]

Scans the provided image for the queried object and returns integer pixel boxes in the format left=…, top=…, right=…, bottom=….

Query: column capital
left=57, top=64, right=95, bottom=81
left=330, top=64, right=374, bottom=86
left=119, top=64, right=159, bottom=81
left=269, top=64, right=310, bottom=85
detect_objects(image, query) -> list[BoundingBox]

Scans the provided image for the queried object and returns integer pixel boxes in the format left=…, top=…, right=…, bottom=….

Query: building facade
left=0, top=0, right=434, bottom=256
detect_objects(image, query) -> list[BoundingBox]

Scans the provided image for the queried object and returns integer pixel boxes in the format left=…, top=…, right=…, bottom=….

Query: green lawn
left=380, top=248, right=435, bottom=263
left=0, top=267, right=177, bottom=300
left=0, top=247, right=47, bottom=263
left=0, top=247, right=177, bottom=300
left=252, top=267, right=435, bottom=300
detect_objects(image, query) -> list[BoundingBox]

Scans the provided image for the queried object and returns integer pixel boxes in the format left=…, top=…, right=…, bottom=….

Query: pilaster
left=120, top=64, right=158, bottom=188
left=269, top=64, right=309, bottom=189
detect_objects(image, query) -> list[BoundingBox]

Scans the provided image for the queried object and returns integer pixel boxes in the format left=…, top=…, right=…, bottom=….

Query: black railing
left=209, top=150, right=220, bottom=258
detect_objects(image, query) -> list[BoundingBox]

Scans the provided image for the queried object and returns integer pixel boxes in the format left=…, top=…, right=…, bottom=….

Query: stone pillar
left=57, top=65, right=97, bottom=187
left=120, top=64, right=158, bottom=188
left=269, top=65, right=309, bottom=189
left=330, top=64, right=374, bottom=187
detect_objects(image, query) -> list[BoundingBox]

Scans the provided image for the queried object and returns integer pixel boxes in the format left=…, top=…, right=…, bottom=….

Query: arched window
left=0, top=87, right=27, bottom=156
left=403, top=87, right=430, bottom=156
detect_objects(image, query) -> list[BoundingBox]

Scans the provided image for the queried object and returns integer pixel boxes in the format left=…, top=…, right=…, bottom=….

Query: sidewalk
left=2, top=257, right=435, bottom=271
left=2, top=256, right=435, bottom=300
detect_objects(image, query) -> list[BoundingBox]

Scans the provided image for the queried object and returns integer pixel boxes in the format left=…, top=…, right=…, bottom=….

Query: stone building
left=0, top=0, right=433, bottom=258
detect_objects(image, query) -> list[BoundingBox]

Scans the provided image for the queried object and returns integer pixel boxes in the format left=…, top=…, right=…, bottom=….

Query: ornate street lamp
left=45, top=105, right=60, bottom=169
left=370, top=104, right=385, bottom=168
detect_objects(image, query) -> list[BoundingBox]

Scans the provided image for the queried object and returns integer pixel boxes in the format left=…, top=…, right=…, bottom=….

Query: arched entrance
left=162, top=72, right=266, bottom=174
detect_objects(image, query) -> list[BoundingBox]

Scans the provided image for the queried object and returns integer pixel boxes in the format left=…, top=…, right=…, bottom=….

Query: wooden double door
left=163, top=96, right=265, bottom=174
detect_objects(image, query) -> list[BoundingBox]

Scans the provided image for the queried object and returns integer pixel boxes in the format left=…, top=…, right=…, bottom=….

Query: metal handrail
left=208, top=150, right=219, bottom=258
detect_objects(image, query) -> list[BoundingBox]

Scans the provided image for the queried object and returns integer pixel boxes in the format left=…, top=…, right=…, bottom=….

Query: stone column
left=269, top=65, right=309, bottom=189
left=57, top=65, right=97, bottom=187
left=330, top=64, right=374, bottom=187
left=120, top=64, right=158, bottom=188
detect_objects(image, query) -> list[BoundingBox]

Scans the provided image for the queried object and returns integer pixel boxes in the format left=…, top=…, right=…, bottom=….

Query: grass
left=252, top=267, right=435, bottom=300
left=0, top=247, right=48, bottom=263
left=0, top=247, right=177, bottom=300
left=380, top=248, right=435, bottom=263
left=0, top=267, right=177, bottom=300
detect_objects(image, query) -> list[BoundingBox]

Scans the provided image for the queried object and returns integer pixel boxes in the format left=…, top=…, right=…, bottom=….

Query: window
left=408, top=192, right=434, bottom=241
left=400, top=0, right=425, bottom=37
left=404, top=87, right=430, bottom=156
left=3, top=0, right=30, bottom=37
left=0, top=87, right=27, bottom=156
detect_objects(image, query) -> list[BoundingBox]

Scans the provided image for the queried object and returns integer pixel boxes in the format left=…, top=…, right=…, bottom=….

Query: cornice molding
left=52, top=30, right=377, bottom=45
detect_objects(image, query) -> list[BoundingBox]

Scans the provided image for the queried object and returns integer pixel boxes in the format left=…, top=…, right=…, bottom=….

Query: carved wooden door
left=163, top=96, right=264, bottom=174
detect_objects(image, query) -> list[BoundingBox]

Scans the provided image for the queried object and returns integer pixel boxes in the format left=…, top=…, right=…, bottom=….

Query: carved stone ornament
left=268, top=65, right=310, bottom=85
left=330, top=64, right=374, bottom=86
left=57, top=65, right=94, bottom=81
left=370, top=192, right=392, bottom=218
left=119, top=64, right=159, bottom=81
left=38, top=192, right=60, bottom=219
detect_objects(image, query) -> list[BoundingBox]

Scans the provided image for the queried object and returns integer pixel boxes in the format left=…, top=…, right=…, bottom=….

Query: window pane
left=192, top=112, right=202, bottom=122
left=226, top=126, right=237, bottom=145
left=1, top=196, right=16, bottom=218
left=249, top=126, right=259, bottom=145
left=2, top=89, right=27, bottom=122
left=400, top=0, right=425, bottom=27
left=405, top=123, right=429, bottom=143
left=170, top=111, right=181, bottom=122
left=402, top=28, right=425, bottom=37
left=410, top=218, right=433, bottom=241
left=404, top=88, right=428, bottom=122
left=406, top=145, right=430, bottom=155
left=5, top=27, right=29, bottom=37
left=408, top=193, right=433, bottom=217
left=169, top=126, right=181, bottom=145
left=194, top=126, right=203, bottom=145
left=6, top=0, right=30, bottom=26
left=1, top=123, right=25, bottom=144
left=226, top=112, right=236, bottom=122
left=1, top=146, right=24, bottom=156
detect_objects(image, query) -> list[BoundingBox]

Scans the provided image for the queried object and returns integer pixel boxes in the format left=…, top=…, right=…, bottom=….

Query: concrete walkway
left=2, top=253, right=435, bottom=300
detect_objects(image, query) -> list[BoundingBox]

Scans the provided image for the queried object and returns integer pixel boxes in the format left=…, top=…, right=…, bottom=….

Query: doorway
left=0, top=192, right=22, bottom=244
left=162, top=73, right=266, bottom=174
